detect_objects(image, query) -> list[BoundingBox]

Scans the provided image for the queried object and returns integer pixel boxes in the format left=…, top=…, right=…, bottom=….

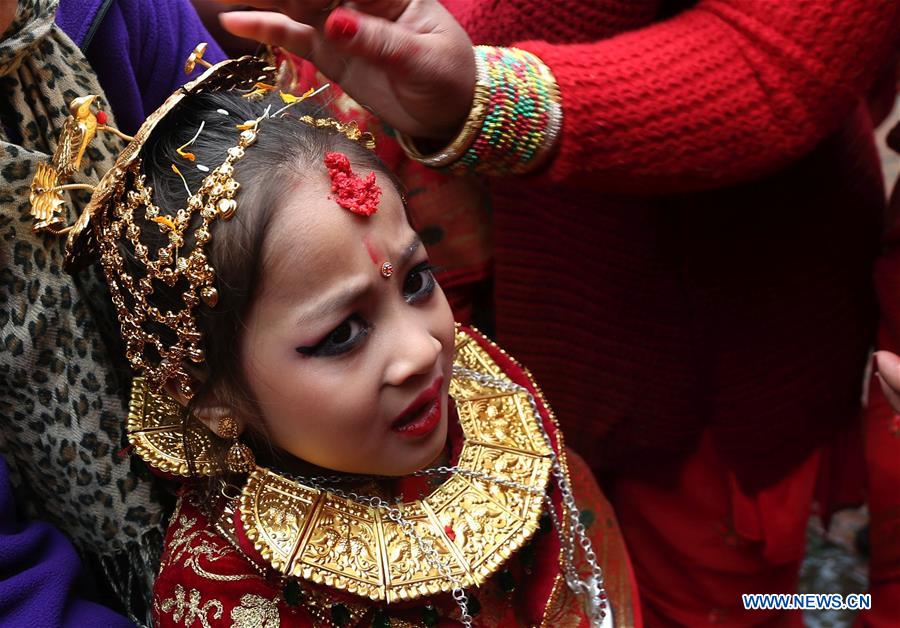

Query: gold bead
left=216, top=198, right=237, bottom=220
left=186, top=344, right=205, bottom=363
left=200, top=286, right=219, bottom=307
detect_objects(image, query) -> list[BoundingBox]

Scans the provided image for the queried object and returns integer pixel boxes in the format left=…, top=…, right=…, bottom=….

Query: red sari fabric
left=151, top=328, right=640, bottom=626
left=610, top=432, right=815, bottom=626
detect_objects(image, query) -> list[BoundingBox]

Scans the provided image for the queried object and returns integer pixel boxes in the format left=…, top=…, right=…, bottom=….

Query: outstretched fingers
left=212, top=0, right=335, bottom=22
left=219, top=11, right=318, bottom=58
left=322, top=8, right=420, bottom=72
left=345, top=0, right=414, bottom=21
left=212, top=0, right=412, bottom=24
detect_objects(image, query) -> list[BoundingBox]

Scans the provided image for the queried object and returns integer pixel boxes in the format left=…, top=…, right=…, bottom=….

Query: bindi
left=324, top=152, right=381, bottom=216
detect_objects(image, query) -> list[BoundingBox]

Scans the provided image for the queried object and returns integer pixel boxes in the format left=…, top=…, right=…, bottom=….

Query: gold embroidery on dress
left=540, top=574, right=586, bottom=628
left=158, top=584, right=224, bottom=628
left=166, top=511, right=258, bottom=582
left=230, top=594, right=280, bottom=628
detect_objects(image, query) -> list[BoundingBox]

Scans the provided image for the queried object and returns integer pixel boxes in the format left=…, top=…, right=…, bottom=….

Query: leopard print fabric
left=0, top=0, right=164, bottom=557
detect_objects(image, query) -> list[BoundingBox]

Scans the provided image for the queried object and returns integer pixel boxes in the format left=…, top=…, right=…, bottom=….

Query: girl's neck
left=264, top=400, right=461, bottom=500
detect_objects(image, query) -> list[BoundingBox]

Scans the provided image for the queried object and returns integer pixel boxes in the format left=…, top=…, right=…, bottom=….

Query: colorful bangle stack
left=395, top=51, right=492, bottom=169
left=397, top=45, right=562, bottom=177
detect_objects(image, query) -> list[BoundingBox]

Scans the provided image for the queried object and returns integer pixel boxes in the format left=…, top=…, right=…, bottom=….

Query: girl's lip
left=390, top=377, right=444, bottom=437
left=391, top=397, right=442, bottom=438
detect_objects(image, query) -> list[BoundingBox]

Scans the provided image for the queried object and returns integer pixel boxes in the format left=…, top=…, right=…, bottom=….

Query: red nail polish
left=325, top=8, right=359, bottom=40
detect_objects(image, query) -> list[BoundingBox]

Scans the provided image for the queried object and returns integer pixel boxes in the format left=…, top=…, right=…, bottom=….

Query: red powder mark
left=362, top=234, right=381, bottom=265
left=324, top=152, right=381, bottom=216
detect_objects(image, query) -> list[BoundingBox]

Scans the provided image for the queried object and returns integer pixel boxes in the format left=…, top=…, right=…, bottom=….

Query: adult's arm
left=0, top=457, right=134, bottom=627
left=510, top=0, right=900, bottom=193
left=219, top=0, right=900, bottom=194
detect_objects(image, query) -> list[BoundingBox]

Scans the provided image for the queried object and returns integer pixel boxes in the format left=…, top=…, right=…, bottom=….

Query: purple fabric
left=0, top=457, right=134, bottom=627
left=56, top=0, right=227, bottom=135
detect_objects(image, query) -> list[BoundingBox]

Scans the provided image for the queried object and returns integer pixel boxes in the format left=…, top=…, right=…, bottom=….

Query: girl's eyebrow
left=295, top=277, right=371, bottom=327
left=295, top=235, right=423, bottom=327
left=397, top=236, right=422, bottom=268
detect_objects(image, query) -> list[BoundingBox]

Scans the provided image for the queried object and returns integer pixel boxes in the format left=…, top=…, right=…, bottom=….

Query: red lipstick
left=390, top=377, right=443, bottom=439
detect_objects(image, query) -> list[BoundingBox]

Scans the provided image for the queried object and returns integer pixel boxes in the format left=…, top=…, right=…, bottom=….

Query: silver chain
left=451, top=366, right=607, bottom=626
left=301, top=465, right=544, bottom=496
left=284, top=365, right=607, bottom=627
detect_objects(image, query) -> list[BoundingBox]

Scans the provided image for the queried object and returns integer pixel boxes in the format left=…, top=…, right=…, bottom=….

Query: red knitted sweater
left=441, top=0, right=900, bottom=491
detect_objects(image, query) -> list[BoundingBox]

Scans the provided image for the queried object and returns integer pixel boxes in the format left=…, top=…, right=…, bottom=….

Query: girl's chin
left=275, top=408, right=450, bottom=477
left=380, top=418, right=449, bottom=477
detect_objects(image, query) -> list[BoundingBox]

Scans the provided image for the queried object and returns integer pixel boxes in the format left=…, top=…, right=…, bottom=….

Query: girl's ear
left=161, top=378, right=247, bottom=437
left=193, top=406, right=247, bottom=439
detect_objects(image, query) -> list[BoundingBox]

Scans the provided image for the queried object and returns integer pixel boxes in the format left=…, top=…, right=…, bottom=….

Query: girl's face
left=237, top=169, right=455, bottom=476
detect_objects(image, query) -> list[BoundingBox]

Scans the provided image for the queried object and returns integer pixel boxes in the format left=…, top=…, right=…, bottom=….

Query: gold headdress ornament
left=27, top=44, right=375, bottom=397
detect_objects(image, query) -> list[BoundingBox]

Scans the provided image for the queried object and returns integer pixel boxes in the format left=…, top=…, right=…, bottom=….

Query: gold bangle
left=397, top=49, right=490, bottom=168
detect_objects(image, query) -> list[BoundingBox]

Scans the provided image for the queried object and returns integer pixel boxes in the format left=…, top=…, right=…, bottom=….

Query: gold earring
left=217, top=416, right=238, bottom=439
left=217, top=417, right=256, bottom=474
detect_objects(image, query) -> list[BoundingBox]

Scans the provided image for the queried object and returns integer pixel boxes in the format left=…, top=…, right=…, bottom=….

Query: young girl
left=32, top=50, right=638, bottom=627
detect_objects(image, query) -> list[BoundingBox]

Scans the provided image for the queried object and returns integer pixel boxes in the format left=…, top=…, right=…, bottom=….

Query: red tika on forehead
left=324, top=152, right=381, bottom=216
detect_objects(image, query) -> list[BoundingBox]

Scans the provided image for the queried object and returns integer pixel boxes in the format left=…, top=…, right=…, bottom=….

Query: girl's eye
left=296, top=315, right=370, bottom=357
left=404, top=262, right=437, bottom=303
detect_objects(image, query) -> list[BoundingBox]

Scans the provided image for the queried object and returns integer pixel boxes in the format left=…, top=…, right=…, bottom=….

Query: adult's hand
left=875, top=351, right=900, bottom=413
left=216, top=0, right=475, bottom=139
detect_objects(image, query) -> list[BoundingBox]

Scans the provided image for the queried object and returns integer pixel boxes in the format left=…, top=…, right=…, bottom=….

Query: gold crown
left=28, top=45, right=376, bottom=397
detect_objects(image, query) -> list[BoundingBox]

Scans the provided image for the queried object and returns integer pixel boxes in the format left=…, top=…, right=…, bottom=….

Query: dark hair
left=132, top=91, right=396, bottom=473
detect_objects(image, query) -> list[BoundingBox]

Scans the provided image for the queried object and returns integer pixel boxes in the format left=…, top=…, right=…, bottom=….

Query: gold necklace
left=127, top=328, right=553, bottom=604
